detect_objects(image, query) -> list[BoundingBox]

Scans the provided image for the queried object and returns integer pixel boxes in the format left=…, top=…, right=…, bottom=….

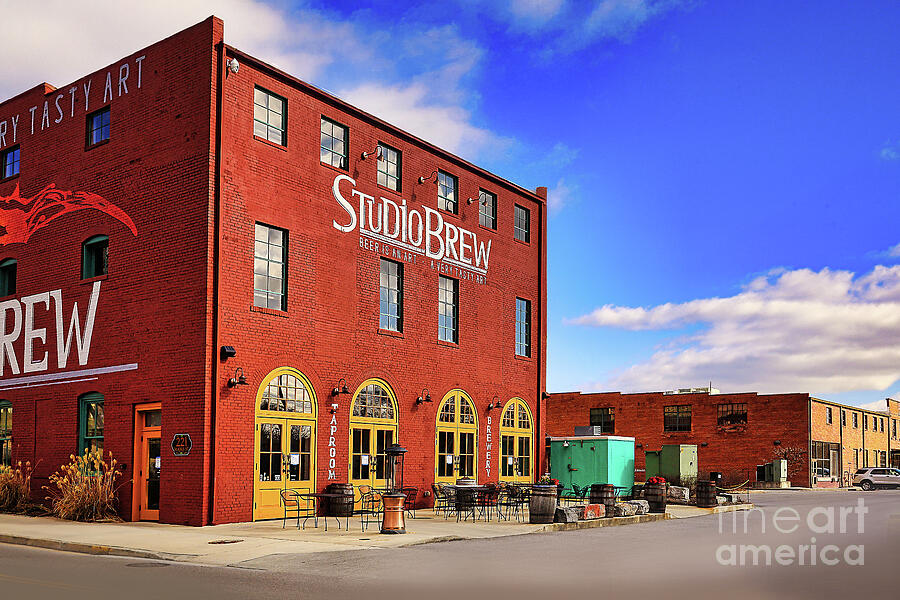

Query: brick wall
left=547, top=391, right=811, bottom=485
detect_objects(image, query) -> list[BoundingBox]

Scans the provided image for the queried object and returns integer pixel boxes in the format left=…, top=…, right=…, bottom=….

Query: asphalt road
left=1, top=490, right=897, bottom=600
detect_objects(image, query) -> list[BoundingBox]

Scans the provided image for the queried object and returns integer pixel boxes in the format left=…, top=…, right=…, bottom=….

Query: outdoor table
left=296, top=492, right=350, bottom=531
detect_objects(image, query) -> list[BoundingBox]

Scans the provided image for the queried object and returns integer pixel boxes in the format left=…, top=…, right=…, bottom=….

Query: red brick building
left=0, top=18, right=547, bottom=525
left=546, top=391, right=900, bottom=487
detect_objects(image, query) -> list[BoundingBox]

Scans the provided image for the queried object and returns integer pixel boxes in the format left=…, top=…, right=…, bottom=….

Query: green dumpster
left=549, top=436, right=635, bottom=491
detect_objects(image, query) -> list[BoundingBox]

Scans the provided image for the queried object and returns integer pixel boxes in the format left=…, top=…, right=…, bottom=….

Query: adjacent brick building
left=546, top=391, right=899, bottom=487
left=0, top=18, right=547, bottom=525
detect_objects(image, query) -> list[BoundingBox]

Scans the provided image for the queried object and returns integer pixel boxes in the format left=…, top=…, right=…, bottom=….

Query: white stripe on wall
left=0, top=363, right=138, bottom=390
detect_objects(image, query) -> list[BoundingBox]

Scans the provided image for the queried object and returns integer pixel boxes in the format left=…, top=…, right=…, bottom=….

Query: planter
left=529, top=485, right=558, bottom=524
left=696, top=480, right=717, bottom=508
left=589, top=483, right=616, bottom=518
left=644, top=482, right=667, bottom=513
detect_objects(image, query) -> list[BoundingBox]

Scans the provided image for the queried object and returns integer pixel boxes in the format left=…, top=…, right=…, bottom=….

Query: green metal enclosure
left=549, top=436, right=635, bottom=490
left=644, top=444, right=698, bottom=483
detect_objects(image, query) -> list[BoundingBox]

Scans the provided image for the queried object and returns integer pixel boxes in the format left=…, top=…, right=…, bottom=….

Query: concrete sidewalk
left=0, top=504, right=750, bottom=566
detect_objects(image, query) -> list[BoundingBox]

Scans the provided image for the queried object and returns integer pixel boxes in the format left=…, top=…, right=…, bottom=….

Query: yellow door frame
left=253, top=367, right=318, bottom=521
left=348, top=378, right=399, bottom=491
left=434, top=389, right=479, bottom=484
left=499, top=397, right=533, bottom=484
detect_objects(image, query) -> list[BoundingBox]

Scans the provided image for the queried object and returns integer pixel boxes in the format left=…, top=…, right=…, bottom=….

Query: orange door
left=133, top=404, right=161, bottom=521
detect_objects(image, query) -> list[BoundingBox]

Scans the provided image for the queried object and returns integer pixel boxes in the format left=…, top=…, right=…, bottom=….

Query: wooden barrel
left=326, top=483, right=354, bottom=517
left=696, top=480, right=716, bottom=508
left=529, top=485, right=558, bottom=524
left=644, top=482, right=667, bottom=513
left=589, top=484, right=616, bottom=517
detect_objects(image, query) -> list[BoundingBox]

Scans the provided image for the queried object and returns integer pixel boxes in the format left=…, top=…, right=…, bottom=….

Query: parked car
left=852, top=468, right=900, bottom=490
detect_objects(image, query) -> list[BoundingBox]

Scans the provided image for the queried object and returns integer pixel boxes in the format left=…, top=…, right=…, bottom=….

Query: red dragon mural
left=0, top=183, right=137, bottom=247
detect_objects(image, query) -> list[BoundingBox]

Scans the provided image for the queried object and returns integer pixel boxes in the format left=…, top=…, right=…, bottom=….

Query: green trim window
left=515, top=297, right=531, bottom=357
left=81, top=235, right=109, bottom=279
left=86, top=107, right=111, bottom=147
left=253, top=87, right=286, bottom=146
left=1, top=146, right=20, bottom=180
left=664, top=405, right=692, bottom=432
left=254, top=223, right=287, bottom=310
left=479, top=189, right=496, bottom=229
left=0, top=258, right=16, bottom=297
left=320, top=117, right=348, bottom=169
left=437, top=171, right=458, bottom=214
left=377, top=143, right=401, bottom=192
left=78, top=393, right=104, bottom=455
left=0, top=401, right=11, bottom=467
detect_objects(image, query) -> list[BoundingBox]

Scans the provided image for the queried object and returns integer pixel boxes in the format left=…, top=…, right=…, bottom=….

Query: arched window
left=259, top=372, right=314, bottom=414
left=349, top=379, right=398, bottom=489
left=499, top=398, right=533, bottom=483
left=0, top=259, right=16, bottom=297
left=435, top=390, right=478, bottom=483
left=78, top=392, right=104, bottom=454
left=82, top=235, right=109, bottom=279
left=0, top=400, right=11, bottom=466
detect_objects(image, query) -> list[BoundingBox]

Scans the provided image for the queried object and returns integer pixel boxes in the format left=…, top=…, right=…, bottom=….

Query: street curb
left=0, top=533, right=190, bottom=562
left=540, top=513, right=668, bottom=531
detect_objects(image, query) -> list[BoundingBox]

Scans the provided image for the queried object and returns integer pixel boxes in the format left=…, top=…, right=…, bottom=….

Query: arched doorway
left=348, top=379, right=399, bottom=490
left=434, top=390, right=478, bottom=483
left=253, top=367, right=317, bottom=520
left=499, top=398, right=533, bottom=483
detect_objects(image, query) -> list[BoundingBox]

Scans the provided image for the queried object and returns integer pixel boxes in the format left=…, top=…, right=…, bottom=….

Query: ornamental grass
left=44, top=449, right=123, bottom=522
left=0, top=460, right=33, bottom=513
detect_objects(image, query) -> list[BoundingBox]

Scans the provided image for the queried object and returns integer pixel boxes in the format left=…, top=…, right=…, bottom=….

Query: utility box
left=644, top=444, right=698, bottom=484
left=764, top=462, right=774, bottom=482
left=548, top=436, right=635, bottom=491
left=772, top=459, right=787, bottom=483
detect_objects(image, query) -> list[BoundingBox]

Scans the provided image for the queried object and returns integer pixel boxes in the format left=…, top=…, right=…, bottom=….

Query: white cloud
left=856, top=399, right=889, bottom=412
left=569, top=265, right=900, bottom=394
left=548, top=178, right=575, bottom=213
left=1, top=1, right=505, bottom=159
left=508, top=0, right=567, bottom=28
left=881, top=141, right=900, bottom=161
left=888, top=243, right=900, bottom=258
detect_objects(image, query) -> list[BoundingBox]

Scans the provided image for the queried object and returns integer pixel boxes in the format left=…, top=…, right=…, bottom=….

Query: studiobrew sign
left=331, top=174, right=491, bottom=284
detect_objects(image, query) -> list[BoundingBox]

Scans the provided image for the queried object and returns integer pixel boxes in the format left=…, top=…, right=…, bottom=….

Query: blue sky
left=5, top=1, right=900, bottom=409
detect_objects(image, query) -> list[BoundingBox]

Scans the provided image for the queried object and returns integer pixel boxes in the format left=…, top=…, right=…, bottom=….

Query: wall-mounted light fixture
left=773, top=440, right=782, bottom=446
left=360, top=145, right=382, bottom=161
left=700, top=442, right=709, bottom=447
left=415, top=389, right=432, bottom=405
left=417, top=170, right=438, bottom=185
left=227, top=367, right=248, bottom=388
left=487, top=396, right=501, bottom=411
left=636, top=443, right=643, bottom=449
left=226, top=58, right=240, bottom=74
left=541, top=391, right=551, bottom=400
left=332, top=378, right=350, bottom=397
left=220, top=346, right=237, bottom=360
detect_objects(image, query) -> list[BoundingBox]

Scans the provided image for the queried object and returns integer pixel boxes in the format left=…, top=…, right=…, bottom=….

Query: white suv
left=852, top=467, right=900, bottom=490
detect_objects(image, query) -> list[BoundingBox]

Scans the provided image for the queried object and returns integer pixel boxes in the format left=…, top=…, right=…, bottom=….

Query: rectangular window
left=81, top=235, right=109, bottom=279
left=86, top=107, right=110, bottom=147
left=1, top=146, right=20, bottom=180
left=253, top=87, right=286, bottom=146
left=864, top=414, right=868, bottom=430
left=664, top=405, right=692, bottom=432
left=825, top=407, right=832, bottom=425
left=437, top=171, right=458, bottom=214
left=894, top=420, right=897, bottom=438
left=717, top=403, right=747, bottom=427
left=253, top=223, right=287, bottom=311
left=78, top=395, right=104, bottom=455
left=0, top=259, right=16, bottom=297
left=841, top=410, right=846, bottom=427
left=320, top=117, right=348, bottom=169
left=589, top=407, right=615, bottom=435
left=438, top=275, right=458, bottom=343
left=514, top=204, right=530, bottom=243
left=377, top=143, right=401, bottom=192
left=853, top=412, right=858, bottom=428
left=811, top=440, right=839, bottom=479
left=379, top=258, right=403, bottom=332
left=479, top=189, right=497, bottom=229
left=0, top=402, right=11, bottom=467
left=515, top=297, right=531, bottom=357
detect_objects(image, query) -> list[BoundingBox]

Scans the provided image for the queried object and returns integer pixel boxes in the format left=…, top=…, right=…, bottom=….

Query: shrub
left=44, top=449, right=123, bottom=522
left=0, top=461, right=33, bottom=513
